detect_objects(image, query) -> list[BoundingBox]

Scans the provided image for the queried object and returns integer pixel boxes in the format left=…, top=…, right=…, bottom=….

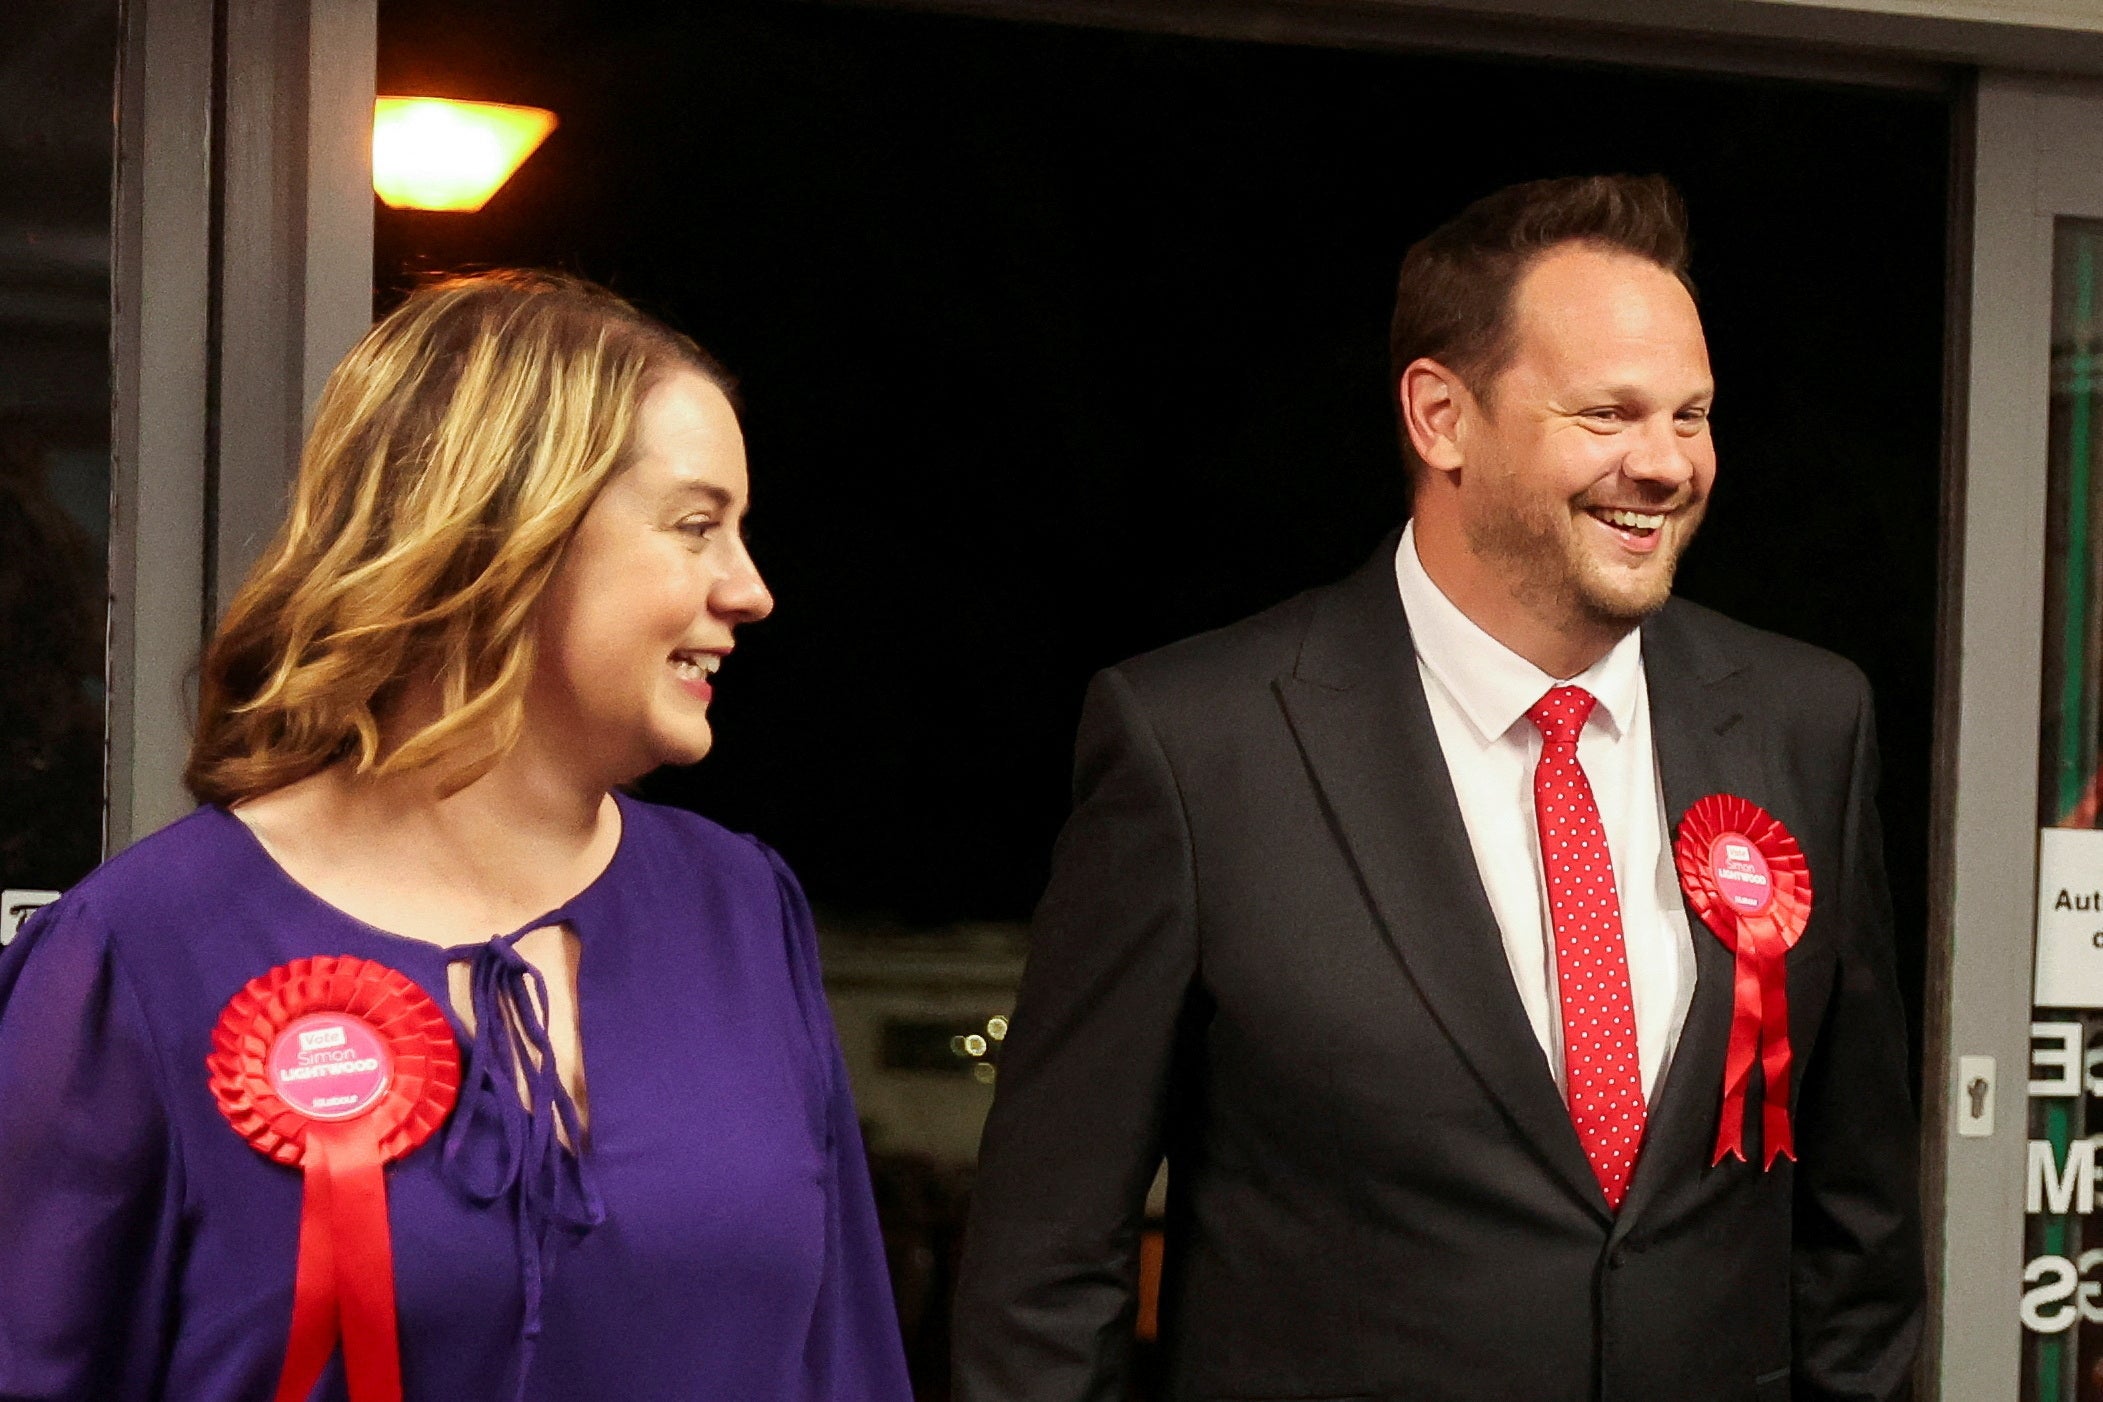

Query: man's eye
left=1583, top=408, right=1622, bottom=423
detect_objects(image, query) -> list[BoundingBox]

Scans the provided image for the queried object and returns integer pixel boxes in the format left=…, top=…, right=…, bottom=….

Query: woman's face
left=530, top=368, right=773, bottom=783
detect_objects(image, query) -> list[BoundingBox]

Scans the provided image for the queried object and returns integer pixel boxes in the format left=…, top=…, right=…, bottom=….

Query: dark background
left=0, top=0, right=116, bottom=896
left=377, top=0, right=1947, bottom=953
left=376, top=4, right=1949, bottom=1389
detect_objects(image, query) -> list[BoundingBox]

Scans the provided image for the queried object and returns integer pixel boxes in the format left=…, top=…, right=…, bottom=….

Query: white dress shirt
left=1393, top=522, right=1697, bottom=1102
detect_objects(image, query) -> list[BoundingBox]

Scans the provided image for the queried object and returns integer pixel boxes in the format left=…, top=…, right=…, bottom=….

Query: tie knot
left=1526, top=685, right=1597, bottom=746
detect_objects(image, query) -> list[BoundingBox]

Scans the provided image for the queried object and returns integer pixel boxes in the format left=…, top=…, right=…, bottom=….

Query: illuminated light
left=973, top=1062, right=997, bottom=1085
left=372, top=97, right=558, bottom=212
left=986, top=1015, right=1009, bottom=1042
left=949, top=1036, right=968, bottom=1056
left=963, top=1034, right=988, bottom=1058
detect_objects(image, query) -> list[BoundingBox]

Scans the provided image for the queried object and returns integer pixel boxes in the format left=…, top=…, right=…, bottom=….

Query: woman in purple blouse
left=0, top=272, right=913, bottom=1402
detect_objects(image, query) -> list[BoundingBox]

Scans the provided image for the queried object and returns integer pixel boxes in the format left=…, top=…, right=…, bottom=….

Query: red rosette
left=1674, top=795, right=1813, bottom=1169
left=207, top=957, right=460, bottom=1402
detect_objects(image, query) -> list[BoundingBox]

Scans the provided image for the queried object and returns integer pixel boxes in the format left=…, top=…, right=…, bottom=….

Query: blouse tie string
left=439, top=917, right=607, bottom=1402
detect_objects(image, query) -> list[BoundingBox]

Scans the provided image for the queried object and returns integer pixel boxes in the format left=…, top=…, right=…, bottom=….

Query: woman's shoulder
left=0, top=811, right=254, bottom=1071
left=614, top=793, right=796, bottom=892
left=31, top=806, right=255, bottom=946
left=607, top=796, right=820, bottom=969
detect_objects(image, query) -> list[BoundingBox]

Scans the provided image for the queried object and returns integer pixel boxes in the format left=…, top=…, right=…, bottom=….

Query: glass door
left=2025, top=216, right=2103, bottom=1401
left=0, top=1, right=118, bottom=938
left=1937, top=73, right=2103, bottom=1402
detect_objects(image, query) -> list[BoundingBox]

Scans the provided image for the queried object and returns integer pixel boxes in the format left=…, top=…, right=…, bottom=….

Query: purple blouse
left=0, top=794, right=912, bottom=1402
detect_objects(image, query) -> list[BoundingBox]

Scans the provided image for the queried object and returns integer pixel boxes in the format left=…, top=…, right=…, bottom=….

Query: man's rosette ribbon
left=207, top=956, right=460, bottom=1402
left=1673, top=796, right=1813, bottom=1168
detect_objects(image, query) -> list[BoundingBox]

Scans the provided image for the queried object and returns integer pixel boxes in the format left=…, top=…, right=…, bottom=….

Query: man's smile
left=1581, top=503, right=1680, bottom=554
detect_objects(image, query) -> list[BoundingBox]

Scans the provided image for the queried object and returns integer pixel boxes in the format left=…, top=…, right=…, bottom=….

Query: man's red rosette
left=1674, top=796, right=1812, bottom=1169
left=207, top=956, right=460, bottom=1402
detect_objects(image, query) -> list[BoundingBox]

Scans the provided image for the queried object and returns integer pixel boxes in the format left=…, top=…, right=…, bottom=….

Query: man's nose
left=1622, top=415, right=1697, bottom=487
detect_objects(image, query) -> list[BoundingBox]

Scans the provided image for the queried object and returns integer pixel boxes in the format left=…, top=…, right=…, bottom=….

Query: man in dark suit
left=952, top=175, right=1921, bottom=1402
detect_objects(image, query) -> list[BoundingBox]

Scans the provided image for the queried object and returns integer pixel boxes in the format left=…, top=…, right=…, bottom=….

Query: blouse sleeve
left=760, top=846, right=914, bottom=1402
left=0, top=894, right=184, bottom=1401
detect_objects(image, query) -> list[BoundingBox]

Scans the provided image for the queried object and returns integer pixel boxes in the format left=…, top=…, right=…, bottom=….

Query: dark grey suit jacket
left=952, top=533, right=1921, bottom=1402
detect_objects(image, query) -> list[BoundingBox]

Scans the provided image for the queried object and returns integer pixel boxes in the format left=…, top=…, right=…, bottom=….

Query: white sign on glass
left=0, top=889, right=60, bottom=948
left=2035, top=827, right=2103, bottom=1007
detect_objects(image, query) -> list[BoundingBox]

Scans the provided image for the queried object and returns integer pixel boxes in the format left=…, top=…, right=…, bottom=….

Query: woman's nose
left=713, top=549, right=774, bottom=624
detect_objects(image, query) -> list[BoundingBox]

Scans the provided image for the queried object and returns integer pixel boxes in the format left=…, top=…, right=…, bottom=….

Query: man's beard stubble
left=1460, top=475, right=1703, bottom=633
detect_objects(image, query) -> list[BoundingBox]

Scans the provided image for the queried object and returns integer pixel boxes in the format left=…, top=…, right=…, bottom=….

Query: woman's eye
left=678, top=518, right=717, bottom=540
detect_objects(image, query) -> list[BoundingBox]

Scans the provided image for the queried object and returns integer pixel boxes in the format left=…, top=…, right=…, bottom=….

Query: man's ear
left=1399, top=357, right=1471, bottom=477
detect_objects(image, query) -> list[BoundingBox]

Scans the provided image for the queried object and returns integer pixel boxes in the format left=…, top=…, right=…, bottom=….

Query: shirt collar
left=1393, top=519, right=1644, bottom=747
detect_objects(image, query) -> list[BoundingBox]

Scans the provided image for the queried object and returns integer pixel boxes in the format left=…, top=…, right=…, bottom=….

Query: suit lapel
left=1275, top=536, right=1608, bottom=1218
left=1611, top=602, right=1750, bottom=1240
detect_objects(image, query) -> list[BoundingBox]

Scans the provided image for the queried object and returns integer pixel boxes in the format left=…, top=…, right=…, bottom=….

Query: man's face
left=1453, top=243, right=1716, bottom=628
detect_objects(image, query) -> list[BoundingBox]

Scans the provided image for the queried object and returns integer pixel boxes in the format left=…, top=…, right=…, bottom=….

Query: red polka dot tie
left=1526, top=685, right=1646, bottom=1212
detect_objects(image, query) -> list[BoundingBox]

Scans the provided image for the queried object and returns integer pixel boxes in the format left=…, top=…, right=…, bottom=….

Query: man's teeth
left=1596, top=508, right=1666, bottom=531
left=671, top=653, right=721, bottom=679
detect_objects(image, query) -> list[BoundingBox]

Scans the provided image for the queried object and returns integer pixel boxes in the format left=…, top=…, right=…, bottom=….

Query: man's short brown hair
left=1388, top=174, right=1695, bottom=453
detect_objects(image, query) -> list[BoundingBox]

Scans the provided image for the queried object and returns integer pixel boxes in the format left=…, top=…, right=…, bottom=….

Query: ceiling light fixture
left=371, top=97, right=558, bottom=213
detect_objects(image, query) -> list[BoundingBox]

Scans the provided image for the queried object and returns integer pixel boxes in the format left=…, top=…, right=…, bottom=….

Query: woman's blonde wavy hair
left=186, top=270, right=728, bottom=807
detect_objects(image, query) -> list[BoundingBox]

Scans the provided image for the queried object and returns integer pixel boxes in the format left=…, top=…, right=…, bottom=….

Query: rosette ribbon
left=208, top=956, right=461, bottom=1402
left=1673, top=796, right=1813, bottom=1168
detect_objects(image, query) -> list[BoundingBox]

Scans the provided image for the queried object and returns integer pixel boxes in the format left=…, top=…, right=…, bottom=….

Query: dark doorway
left=376, top=4, right=1949, bottom=1394
left=0, top=0, right=117, bottom=900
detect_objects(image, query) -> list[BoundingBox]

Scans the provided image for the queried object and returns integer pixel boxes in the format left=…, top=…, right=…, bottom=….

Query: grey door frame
left=1923, top=71, right=2098, bottom=1401
left=828, top=0, right=2103, bottom=86
left=109, top=0, right=374, bottom=849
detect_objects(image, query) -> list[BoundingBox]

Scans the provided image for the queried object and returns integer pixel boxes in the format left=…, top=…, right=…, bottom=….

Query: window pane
left=0, top=1, right=117, bottom=902
left=2025, top=217, right=2103, bottom=1400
